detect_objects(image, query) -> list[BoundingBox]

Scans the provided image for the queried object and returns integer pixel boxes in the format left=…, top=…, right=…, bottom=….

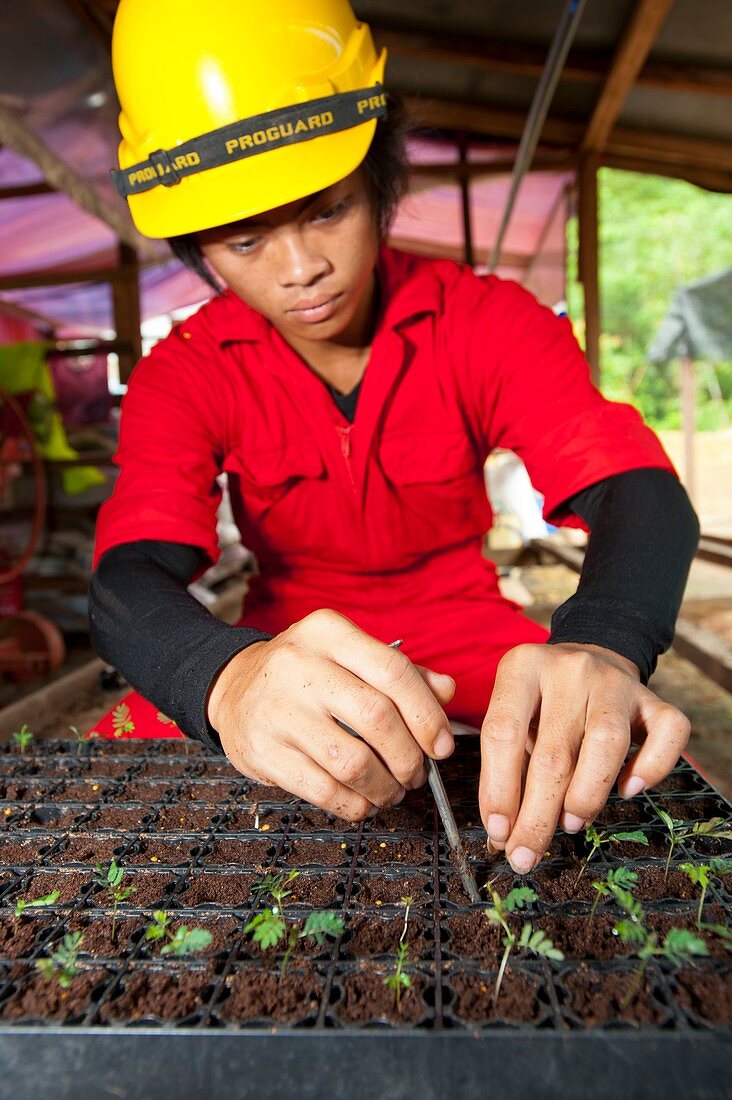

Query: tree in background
left=566, top=170, right=732, bottom=431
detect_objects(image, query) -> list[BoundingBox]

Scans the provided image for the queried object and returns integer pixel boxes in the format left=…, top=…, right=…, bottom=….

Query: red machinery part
left=0, top=610, right=66, bottom=682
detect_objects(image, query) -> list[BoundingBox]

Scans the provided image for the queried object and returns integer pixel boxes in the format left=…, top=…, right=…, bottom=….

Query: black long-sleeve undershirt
left=89, top=380, right=699, bottom=752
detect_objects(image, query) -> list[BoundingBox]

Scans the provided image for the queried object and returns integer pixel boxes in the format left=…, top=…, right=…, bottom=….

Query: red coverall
left=93, top=247, right=675, bottom=736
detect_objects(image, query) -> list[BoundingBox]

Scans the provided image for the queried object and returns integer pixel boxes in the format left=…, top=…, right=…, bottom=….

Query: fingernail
left=487, top=814, right=510, bottom=843
left=508, top=847, right=538, bottom=875
left=367, top=805, right=380, bottom=818
left=434, top=730, right=454, bottom=759
left=562, top=812, right=585, bottom=834
left=621, top=775, right=646, bottom=800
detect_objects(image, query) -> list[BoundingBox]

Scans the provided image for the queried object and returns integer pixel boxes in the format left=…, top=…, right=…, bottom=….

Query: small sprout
left=609, top=878, right=708, bottom=1008
left=14, top=891, right=60, bottom=928
left=384, top=895, right=414, bottom=1010
left=588, top=867, right=639, bottom=923
left=574, top=826, right=648, bottom=888
left=484, top=885, right=563, bottom=1003
left=699, top=922, right=732, bottom=953
left=35, top=932, right=84, bottom=989
left=94, top=861, right=136, bottom=941
left=245, top=871, right=344, bottom=976
left=650, top=801, right=732, bottom=882
left=145, top=910, right=213, bottom=957
left=679, top=858, right=732, bottom=927
left=12, top=724, right=33, bottom=755
left=70, top=725, right=88, bottom=756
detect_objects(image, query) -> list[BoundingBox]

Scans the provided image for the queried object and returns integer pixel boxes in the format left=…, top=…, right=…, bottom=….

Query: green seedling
left=35, top=931, right=84, bottom=989
left=69, top=725, right=88, bottom=756
left=94, top=861, right=136, bottom=941
left=588, top=867, right=638, bottom=923
left=679, top=857, right=732, bottom=927
left=574, top=825, right=649, bottom=887
left=245, top=870, right=345, bottom=976
left=384, top=895, right=414, bottom=1010
left=11, top=724, right=33, bottom=755
left=608, top=878, right=708, bottom=1008
left=484, top=885, right=563, bottom=1004
left=13, top=891, right=60, bottom=931
left=145, top=910, right=213, bottom=956
left=650, top=800, right=732, bottom=882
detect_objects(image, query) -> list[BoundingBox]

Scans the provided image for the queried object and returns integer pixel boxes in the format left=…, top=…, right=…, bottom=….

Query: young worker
left=90, top=0, right=699, bottom=877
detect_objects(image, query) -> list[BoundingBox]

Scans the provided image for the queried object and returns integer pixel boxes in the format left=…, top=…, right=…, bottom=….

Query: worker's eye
left=313, top=199, right=348, bottom=223
left=228, top=237, right=259, bottom=254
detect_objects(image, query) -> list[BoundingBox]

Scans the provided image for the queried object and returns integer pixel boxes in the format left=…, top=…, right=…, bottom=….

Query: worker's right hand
left=207, top=609, right=456, bottom=821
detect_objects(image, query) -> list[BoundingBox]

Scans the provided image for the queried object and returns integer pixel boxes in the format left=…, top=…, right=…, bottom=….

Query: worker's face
left=198, top=168, right=380, bottom=347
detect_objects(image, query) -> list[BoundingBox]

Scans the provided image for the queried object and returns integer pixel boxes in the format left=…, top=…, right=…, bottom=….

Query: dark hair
left=168, top=94, right=409, bottom=294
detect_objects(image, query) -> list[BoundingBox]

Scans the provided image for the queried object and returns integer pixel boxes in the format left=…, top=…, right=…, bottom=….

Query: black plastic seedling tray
left=0, top=736, right=729, bottom=1100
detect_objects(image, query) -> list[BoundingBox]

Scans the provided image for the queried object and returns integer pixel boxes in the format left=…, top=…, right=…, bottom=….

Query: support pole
left=680, top=355, right=697, bottom=504
left=458, top=137, right=474, bottom=267
left=111, top=243, right=142, bottom=385
left=578, top=152, right=600, bottom=386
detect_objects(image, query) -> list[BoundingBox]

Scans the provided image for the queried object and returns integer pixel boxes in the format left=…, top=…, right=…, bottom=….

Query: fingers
left=503, top=686, right=587, bottom=874
left=307, top=611, right=456, bottom=761
left=479, top=646, right=541, bottom=853
left=263, top=744, right=379, bottom=823
left=303, top=719, right=408, bottom=808
left=560, top=688, right=632, bottom=832
left=616, top=689, right=691, bottom=797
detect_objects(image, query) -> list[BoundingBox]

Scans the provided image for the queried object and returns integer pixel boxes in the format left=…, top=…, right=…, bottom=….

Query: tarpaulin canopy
left=648, top=267, right=732, bottom=363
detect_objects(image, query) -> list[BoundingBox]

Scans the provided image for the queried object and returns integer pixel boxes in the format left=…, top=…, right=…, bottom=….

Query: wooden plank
left=673, top=617, right=732, bottom=693
left=0, top=104, right=153, bottom=260
left=111, top=242, right=142, bottom=385
left=578, top=153, right=601, bottom=386
left=600, top=154, right=732, bottom=195
left=458, top=137, right=474, bottom=266
left=389, top=236, right=533, bottom=268
left=0, top=266, right=137, bottom=292
left=0, top=182, right=55, bottom=200
left=0, top=657, right=107, bottom=741
left=373, top=24, right=732, bottom=98
left=582, top=0, right=676, bottom=155
left=696, top=538, right=732, bottom=569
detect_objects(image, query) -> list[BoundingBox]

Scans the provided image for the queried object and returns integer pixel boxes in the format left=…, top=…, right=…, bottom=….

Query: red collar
left=207, top=246, right=443, bottom=346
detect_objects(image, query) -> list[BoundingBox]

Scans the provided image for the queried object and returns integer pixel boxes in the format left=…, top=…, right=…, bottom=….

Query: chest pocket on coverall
left=225, top=442, right=326, bottom=531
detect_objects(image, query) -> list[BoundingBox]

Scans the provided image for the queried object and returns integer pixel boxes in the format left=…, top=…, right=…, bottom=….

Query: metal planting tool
left=337, top=639, right=482, bottom=905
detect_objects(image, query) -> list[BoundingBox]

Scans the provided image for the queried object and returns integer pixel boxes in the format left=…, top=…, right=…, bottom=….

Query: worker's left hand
left=478, top=642, right=691, bottom=875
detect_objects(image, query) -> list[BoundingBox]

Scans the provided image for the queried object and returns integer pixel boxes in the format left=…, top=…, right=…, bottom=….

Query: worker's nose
left=276, top=231, right=331, bottom=288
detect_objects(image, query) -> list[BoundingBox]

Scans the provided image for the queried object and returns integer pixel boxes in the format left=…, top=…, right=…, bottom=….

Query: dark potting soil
left=671, top=967, right=732, bottom=1024
left=594, top=798, right=650, bottom=825
left=445, top=870, right=514, bottom=905
left=91, top=806, right=153, bottom=830
left=53, top=836, right=126, bottom=865
left=1, top=967, right=108, bottom=1022
left=180, top=872, right=253, bottom=908
left=83, top=759, right=132, bottom=778
left=222, top=807, right=288, bottom=832
left=529, top=864, right=602, bottom=904
left=195, top=760, right=239, bottom=779
left=57, top=779, right=118, bottom=802
left=286, top=839, right=352, bottom=866
left=448, top=967, right=545, bottom=1025
left=656, top=797, right=730, bottom=821
left=86, top=871, right=176, bottom=909
left=12, top=870, right=92, bottom=905
left=124, top=838, right=198, bottom=866
left=25, top=806, right=85, bottom=830
left=562, top=964, right=669, bottom=1026
left=335, top=965, right=427, bottom=1025
left=120, top=780, right=178, bottom=803
left=362, top=838, right=432, bottom=866
left=135, top=759, right=196, bottom=778
left=443, top=911, right=514, bottom=962
left=610, top=833, right=679, bottom=859
left=0, top=838, right=51, bottom=865
left=142, top=915, right=240, bottom=959
left=341, top=915, right=431, bottom=960
left=285, top=872, right=342, bottom=907
left=176, top=781, right=241, bottom=804
left=538, top=913, right=631, bottom=961
left=652, top=772, right=703, bottom=795
left=155, top=805, right=216, bottom=831
left=219, top=965, right=322, bottom=1023
left=246, top=783, right=296, bottom=803
left=65, top=915, right=143, bottom=958
left=354, top=873, right=431, bottom=907
left=367, top=804, right=432, bottom=831
left=294, top=807, right=341, bottom=830
left=646, top=905, right=730, bottom=959
left=207, top=839, right=275, bottom=865
left=0, top=917, right=47, bottom=958
left=98, top=965, right=214, bottom=1023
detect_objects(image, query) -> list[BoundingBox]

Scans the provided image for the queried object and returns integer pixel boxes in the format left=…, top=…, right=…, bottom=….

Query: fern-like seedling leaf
left=302, top=911, right=345, bottom=945
left=245, top=910, right=286, bottom=950
left=610, top=830, right=649, bottom=845
left=504, top=887, right=537, bottom=912
left=662, top=927, right=709, bottom=965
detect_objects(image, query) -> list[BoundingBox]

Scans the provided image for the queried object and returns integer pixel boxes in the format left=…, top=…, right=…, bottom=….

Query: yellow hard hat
left=111, top=0, right=387, bottom=239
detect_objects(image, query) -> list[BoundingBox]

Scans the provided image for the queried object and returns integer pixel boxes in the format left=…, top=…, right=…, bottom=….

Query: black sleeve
left=88, top=540, right=272, bottom=753
left=547, top=468, right=699, bottom=683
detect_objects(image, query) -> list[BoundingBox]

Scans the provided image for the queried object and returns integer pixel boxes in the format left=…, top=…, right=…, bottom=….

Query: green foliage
left=69, top=725, right=88, bottom=756
left=484, top=886, right=563, bottom=1004
left=144, top=911, right=213, bottom=957
left=566, top=170, right=732, bottom=430
left=35, top=932, right=83, bottom=989
left=245, top=871, right=345, bottom=976
left=679, top=858, right=732, bottom=926
left=384, top=895, right=414, bottom=1010
left=14, top=891, right=60, bottom=922
left=650, top=801, right=732, bottom=882
left=94, top=861, right=136, bottom=940
left=575, top=826, right=648, bottom=887
left=11, top=725, right=33, bottom=755
left=588, top=867, right=639, bottom=922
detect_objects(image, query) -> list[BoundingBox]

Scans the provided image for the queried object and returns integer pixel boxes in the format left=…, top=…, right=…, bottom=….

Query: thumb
left=416, top=665, right=457, bottom=705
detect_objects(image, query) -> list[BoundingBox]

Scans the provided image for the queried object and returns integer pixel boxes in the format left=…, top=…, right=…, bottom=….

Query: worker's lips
left=287, top=293, right=342, bottom=323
